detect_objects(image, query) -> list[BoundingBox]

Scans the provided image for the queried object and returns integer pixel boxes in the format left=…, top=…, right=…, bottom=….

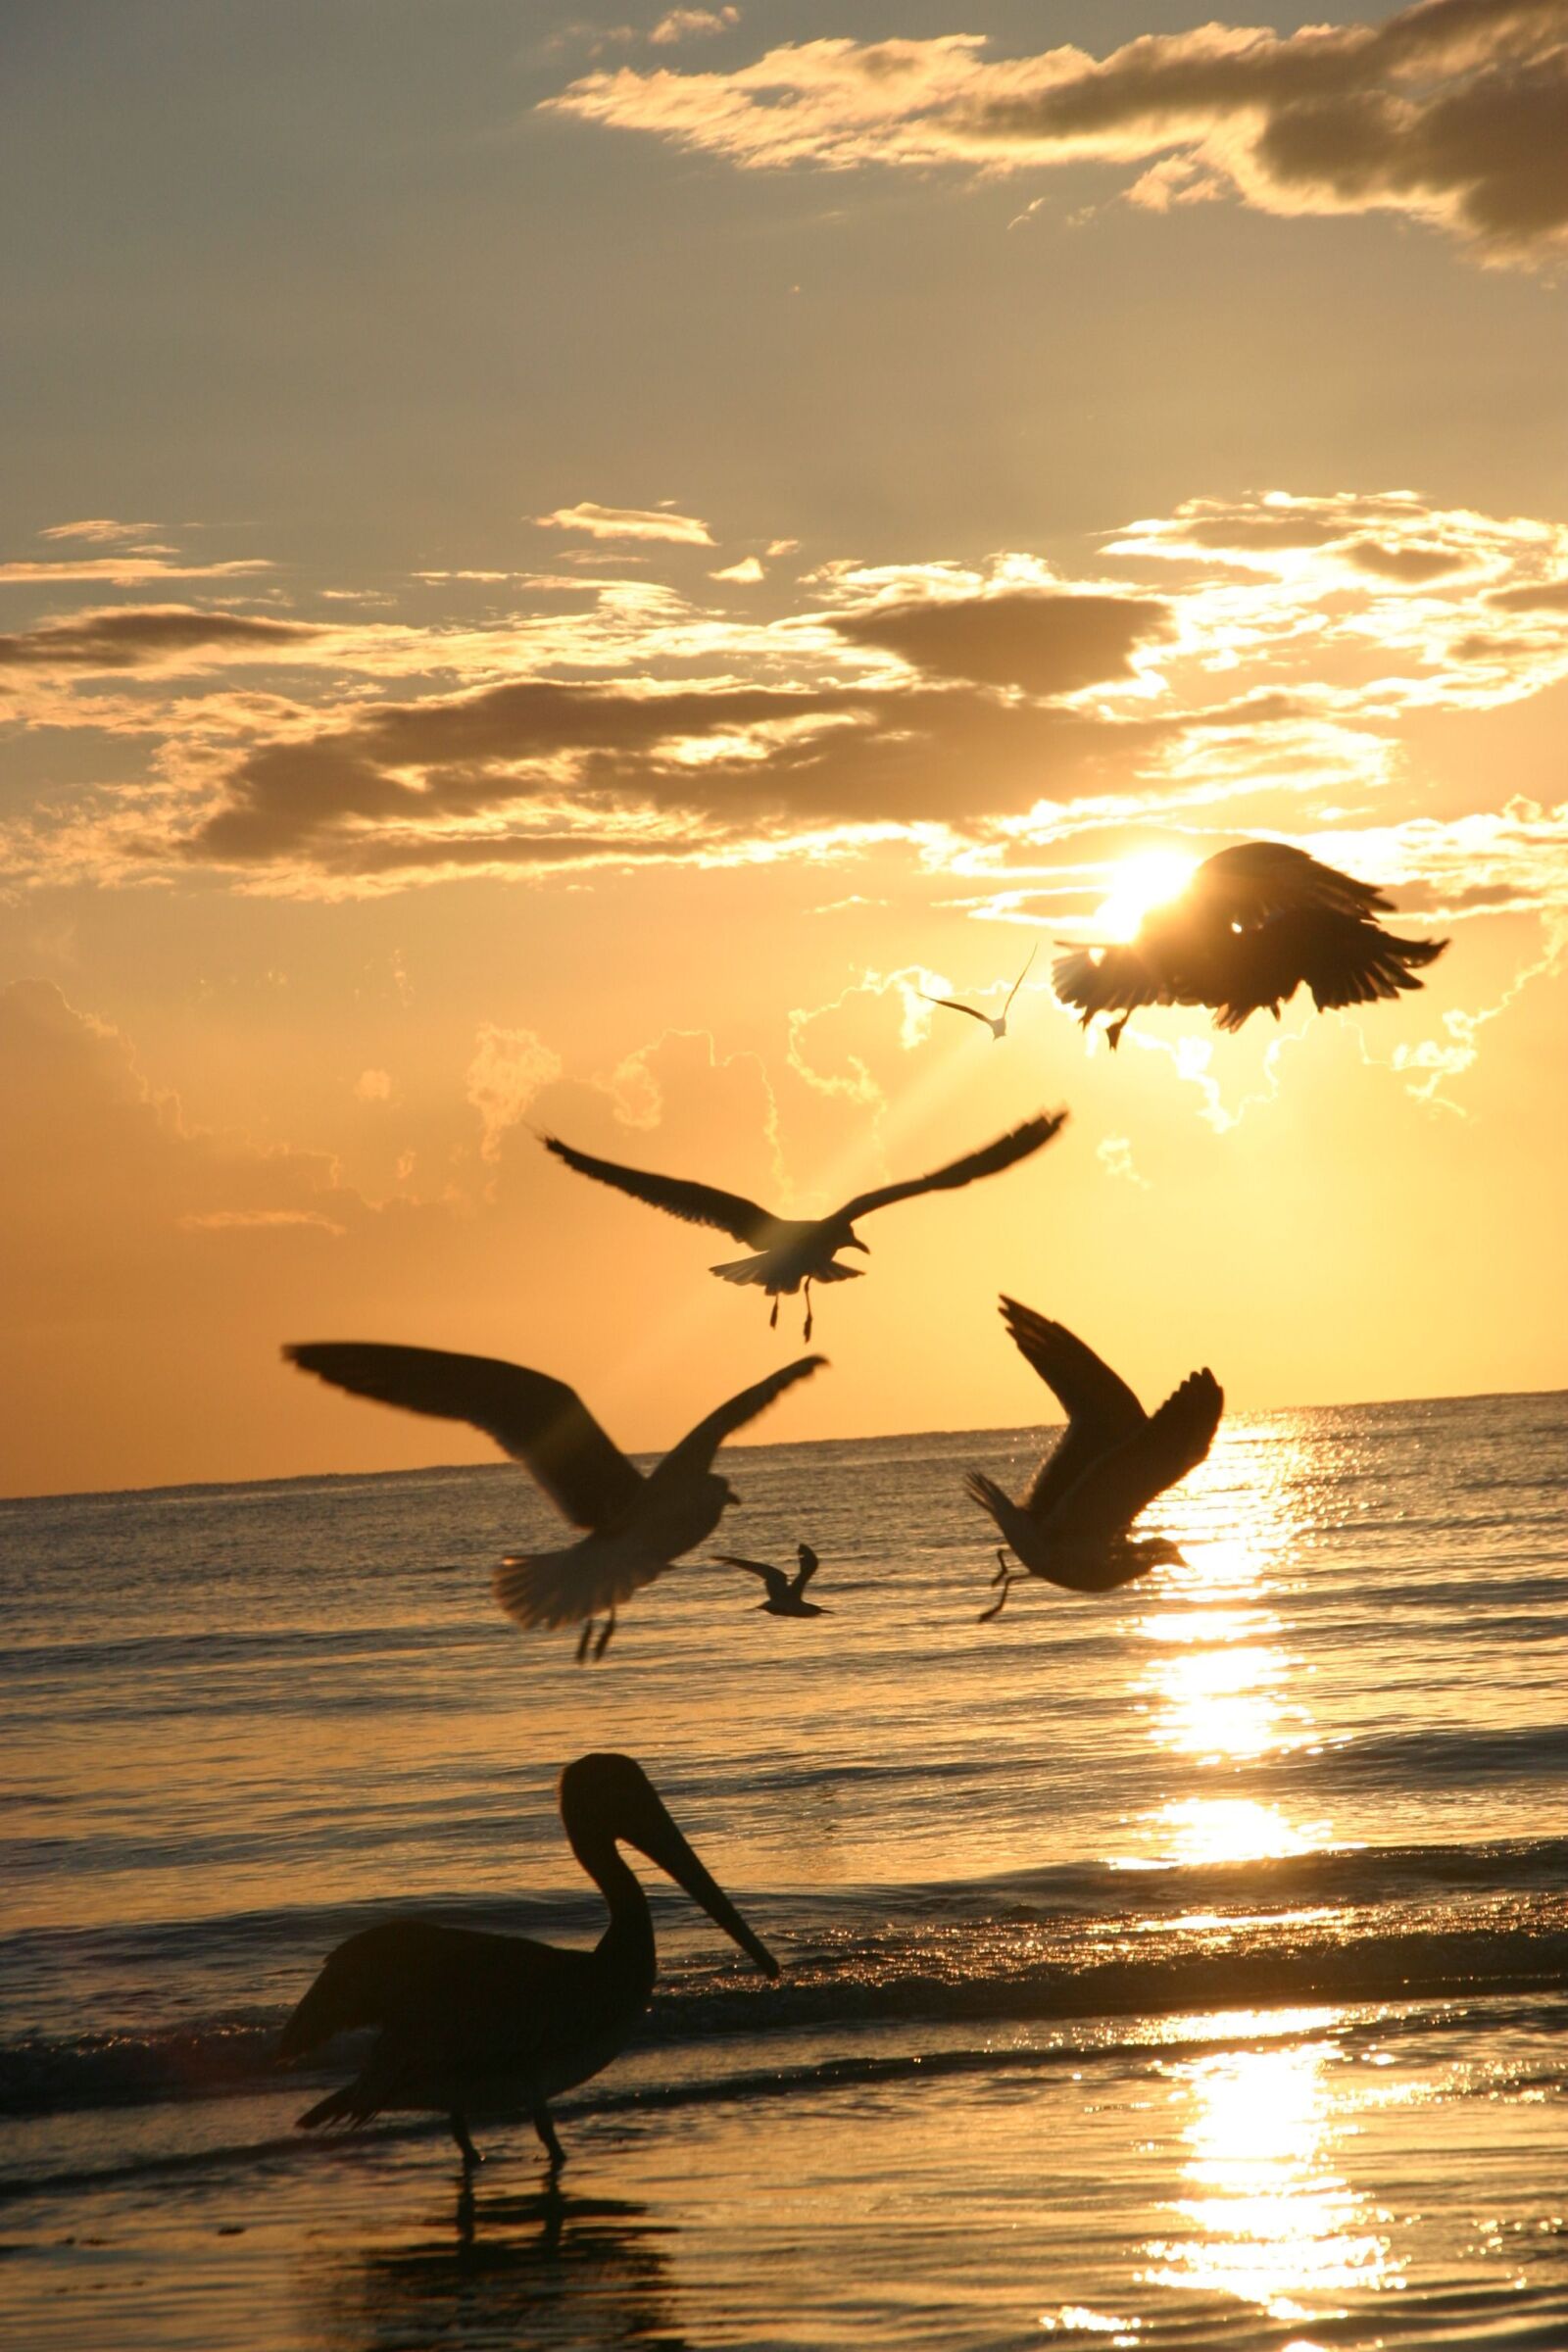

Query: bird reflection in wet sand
left=285, top=1341, right=822, bottom=1660
left=278, top=1751, right=778, bottom=2177
left=716, top=1542, right=829, bottom=1616
left=968, top=1298, right=1222, bottom=1617
left=304, top=2186, right=682, bottom=2352
left=541, top=1111, right=1065, bottom=1341
left=1053, top=841, right=1447, bottom=1049
left=920, top=943, right=1037, bottom=1041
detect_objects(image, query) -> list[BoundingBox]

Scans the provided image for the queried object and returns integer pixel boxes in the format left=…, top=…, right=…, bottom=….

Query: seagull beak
left=632, top=1805, right=779, bottom=1978
left=848, top=1237, right=870, bottom=1254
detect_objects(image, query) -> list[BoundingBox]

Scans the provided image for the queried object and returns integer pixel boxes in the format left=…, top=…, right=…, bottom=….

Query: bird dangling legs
left=978, top=1551, right=1013, bottom=1623
left=575, top=1608, right=617, bottom=1665
left=452, top=2112, right=483, bottom=2172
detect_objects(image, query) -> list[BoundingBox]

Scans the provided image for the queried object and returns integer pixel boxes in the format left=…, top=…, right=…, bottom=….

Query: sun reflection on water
left=1144, top=2027, right=1401, bottom=2318
left=1119, top=1424, right=1332, bottom=1870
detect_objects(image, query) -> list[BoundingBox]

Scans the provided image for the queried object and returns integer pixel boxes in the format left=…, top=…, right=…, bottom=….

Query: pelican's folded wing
left=662, top=1353, right=826, bottom=1477
left=1049, top=1369, right=1223, bottom=1546
left=541, top=1133, right=777, bottom=1246
left=835, top=1110, right=1066, bottom=1222
left=284, top=1344, right=642, bottom=1530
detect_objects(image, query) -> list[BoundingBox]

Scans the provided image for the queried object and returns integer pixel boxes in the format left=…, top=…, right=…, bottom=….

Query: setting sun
left=1092, top=851, right=1200, bottom=945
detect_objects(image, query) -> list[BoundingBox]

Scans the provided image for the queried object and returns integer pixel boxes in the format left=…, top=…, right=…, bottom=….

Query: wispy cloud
left=534, top=501, right=715, bottom=545
left=39, top=518, right=163, bottom=544
left=544, top=0, right=1568, bottom=266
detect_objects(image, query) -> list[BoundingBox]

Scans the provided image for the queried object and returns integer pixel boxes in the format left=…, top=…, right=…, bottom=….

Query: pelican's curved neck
left=568, top=1820, right=657, bottom=1979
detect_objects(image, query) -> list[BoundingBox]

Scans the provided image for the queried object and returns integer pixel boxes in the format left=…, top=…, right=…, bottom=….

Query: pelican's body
left=1053, top=842, right=1446, bottom=1049
left=278, top=1752, right=778, bottom=2174
left=542, top=1111, right=1066, bottom=1341
left=968, top=1298, right=1223, bottom=1612
left=718, top=1542, right=828, bottom=1616
left=285, top=1343, right=824, bottom=1659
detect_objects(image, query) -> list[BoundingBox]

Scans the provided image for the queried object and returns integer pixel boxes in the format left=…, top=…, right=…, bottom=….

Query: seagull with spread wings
left=716, top=1542, right=828, bottom=1617
left=285, top=1343, right=824, bottom=1659
left=541, top=1110, right=1067, bottom=1342
left=967, top=1298, right=1222, bottom=1614
left=1053, top=842, right=1447, bottom=1050
left=920, top=944, right=1037, bottom=1041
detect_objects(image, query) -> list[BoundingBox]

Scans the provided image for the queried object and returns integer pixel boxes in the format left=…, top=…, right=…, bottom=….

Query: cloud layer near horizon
left=543, top=0, right=1568, bottom=266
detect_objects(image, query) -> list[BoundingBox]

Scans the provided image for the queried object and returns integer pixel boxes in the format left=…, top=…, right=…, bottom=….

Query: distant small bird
left=277, top=1750, right=778, bottom=2178
left=967, top=1298, right=1222, bottom=1613
left=542, top=1111, right=1067, bottom=1342
left=717, top=1542, right=828, bottom=1616
left=920, top=944, right=1037, bottom=1041
left=1053, top=842, right=1447, bottom=1049
left=285, top=1343, right=824, bottom=1659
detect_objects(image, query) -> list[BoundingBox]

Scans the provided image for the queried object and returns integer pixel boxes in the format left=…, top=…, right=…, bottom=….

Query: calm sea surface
left=2, top=1392, right=1566, bottom=2350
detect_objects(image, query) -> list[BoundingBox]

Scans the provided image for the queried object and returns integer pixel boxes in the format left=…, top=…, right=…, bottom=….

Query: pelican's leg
left=769, top=1295, right=779, bottom=1330
left=575, top=1619, right=595, bottom=1665
left=991, top=1548, right=1008, bottom=1584
left=802, top=1280, right=813, bottom=1344
left=452, top=2112, right=483, bottom=2172
left=593, top=1607, right=616, bottom=1661
left=533, top=2106, right=565, bottom=2173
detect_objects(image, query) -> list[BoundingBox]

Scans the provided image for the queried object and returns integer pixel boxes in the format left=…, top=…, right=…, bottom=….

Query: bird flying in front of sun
left=1091, top=850, right=1199, bottom=945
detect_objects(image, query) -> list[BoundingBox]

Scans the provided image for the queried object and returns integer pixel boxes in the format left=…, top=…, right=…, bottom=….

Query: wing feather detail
left=284, top=1343, right=641, bottom=1531
left=835, top=1110, right=1066, bottom=1224
left=541, top=1133, right=776, bottom=1246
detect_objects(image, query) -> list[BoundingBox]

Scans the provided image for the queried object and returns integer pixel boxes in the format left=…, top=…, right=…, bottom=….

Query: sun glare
left=1093, top=850, right=1198, bottom=944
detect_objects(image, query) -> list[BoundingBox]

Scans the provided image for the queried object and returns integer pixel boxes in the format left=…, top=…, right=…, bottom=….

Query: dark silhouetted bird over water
left=1053, top=841, right=1447, bottom=1049
left=277, top=1751, right=778, bottom=2177
left=541, top=1110, right=1067, bottom=1341
left=285, top=1342, right=823, bottom=1659
left=717, top=1542, right=828, bottom=1615
left=967, top=1298, right=1222, bottom=1614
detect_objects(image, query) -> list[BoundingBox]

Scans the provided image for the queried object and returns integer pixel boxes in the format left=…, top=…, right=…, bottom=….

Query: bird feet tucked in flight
left=1106, top=1012, right=1131, bottom=1051
left=574, top=1608, right=617, bottom=1664
left=978, top=1550, right=1012, bottom=1624
left=769, top=1297, right=779, bottom=1330
left=802, top=1280, right=813, bottom=1344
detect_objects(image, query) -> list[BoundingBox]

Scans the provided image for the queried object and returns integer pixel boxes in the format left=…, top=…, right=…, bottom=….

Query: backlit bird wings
left=662, top=1354, right=825, bottom=1479
left=919, top=991, right=993, bottom=1025
left=1189, top=842, right=1393, bottom=929
left=717, top=1554, right=792, bottom=1604
left=1273, top=910, right=1447, bottom=1016
left=833, top=1111, right=1066, bottom=1224
left=1046, top=1368, right=1223, bottom=1548
left=1002, top=943, right=1038, bottom=1014
left=996, top=1298, right=1148, bottom=1521
left=283, top=1344, right=643, bottom=1531
left=794, top=1544, right=820, bottom=1592
left=541, top=1133, right=777, bottom=1246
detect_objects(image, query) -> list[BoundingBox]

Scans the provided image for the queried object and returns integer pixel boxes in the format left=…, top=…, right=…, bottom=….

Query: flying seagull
left=967, top=1297, right=1222, bottom=1613
left=920, top=944, right=1037, bottom=1041
left=1053, top=842, right=1447, bottom=1049
left=716, top=1542, right=828, bottom=1617
left=284, top=1342, right=824, bottom=1659
left=541, top=1110, right=1067, bottom=1342
left=278, top=1750, right=778, bottom=2178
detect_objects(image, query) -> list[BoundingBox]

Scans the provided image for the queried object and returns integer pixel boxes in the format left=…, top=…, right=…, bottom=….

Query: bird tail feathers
left=964, top=1470, right=1011, bottom=1533
left=709, top=1253, right=775, bottom=1287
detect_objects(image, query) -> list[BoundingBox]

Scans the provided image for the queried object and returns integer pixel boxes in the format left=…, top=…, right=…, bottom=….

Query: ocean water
left=2, top=1391, right=1566, bottom=2351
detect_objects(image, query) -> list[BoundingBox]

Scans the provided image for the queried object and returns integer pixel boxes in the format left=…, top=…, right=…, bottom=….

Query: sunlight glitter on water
left=1144, top=2029, right=1402, bottom=2320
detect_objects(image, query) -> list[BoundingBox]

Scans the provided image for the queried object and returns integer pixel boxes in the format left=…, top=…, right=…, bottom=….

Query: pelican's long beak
left=633, top=1808, right=779, bottom=1979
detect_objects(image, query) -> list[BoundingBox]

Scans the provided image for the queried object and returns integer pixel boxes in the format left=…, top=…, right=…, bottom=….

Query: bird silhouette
left=541, top=1111, right=1067, bottom=1342
left=1053, top=842, right=1447, bottom=1049
left=716, top=1542, right=828, bottom=1616
left=285, top=1343, right=823, bottom=1659
left=920, top=944, right=1037, bottom=1041
left=967, top=1298, right=1222, bottom=1614
left=277, top=1751, right=778, bottom=2177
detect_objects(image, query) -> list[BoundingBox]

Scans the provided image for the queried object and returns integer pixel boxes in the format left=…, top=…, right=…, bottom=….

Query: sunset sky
left=4, top=0, right=1566, bottom=1498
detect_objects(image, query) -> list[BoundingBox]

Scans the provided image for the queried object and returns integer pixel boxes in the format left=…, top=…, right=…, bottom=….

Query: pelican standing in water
left=920, top=944, right=1036, bottom=1041
left=717, top=1542, right=828, bottom=1617
left=967, top=1298, right=1223, bottom=1613
left=278, top=1751, right=778, bottom=2176
left=285, top=1343, right=824, bottom=1659
left=541, top=1110, right=1066, bottom=1342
